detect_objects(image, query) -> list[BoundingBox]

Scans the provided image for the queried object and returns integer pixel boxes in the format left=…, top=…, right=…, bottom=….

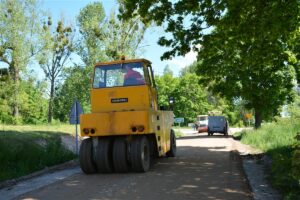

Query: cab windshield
left=93, top=62, right=145, bottom=88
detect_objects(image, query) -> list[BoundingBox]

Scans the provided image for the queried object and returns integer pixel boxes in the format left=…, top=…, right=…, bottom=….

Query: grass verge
left=174, top=130, right=184, bottom=138
left=233, top=118, right=300, bottom=200
left=0, top=125, right=76, bottom=182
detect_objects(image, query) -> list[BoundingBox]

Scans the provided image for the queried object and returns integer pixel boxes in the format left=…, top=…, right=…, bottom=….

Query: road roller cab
left=79, top=58, right=176, bottom=173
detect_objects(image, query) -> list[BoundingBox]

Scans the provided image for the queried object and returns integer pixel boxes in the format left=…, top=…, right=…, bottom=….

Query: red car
left=198, top=125, right=208, bottom=133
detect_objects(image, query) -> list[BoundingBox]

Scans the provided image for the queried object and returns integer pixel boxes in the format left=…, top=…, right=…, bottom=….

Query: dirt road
left=16, top=132, right=252, bottom=200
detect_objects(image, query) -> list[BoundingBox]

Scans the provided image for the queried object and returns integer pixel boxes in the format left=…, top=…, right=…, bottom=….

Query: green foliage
left=156, top=65, right=245, bottom=125
left=77, top=1, right=148, bottom=66
left=77, top=2, right=106, bottom=67
left=103, top=10, right=147, bottom=60
left=174, top=129, right=183, bottom=138
left=235, top=119, right=300, bottom=199
left=0, top=130, right=75, bottom=182
left=120, top=0, right=300, bottom=128
left=155, top=70, right=179, bottom=109
left=53, top=66, right=91, bottom=122
left=288, top=94, right=300, bottom=118
left=292, top=134, right=300, bottom=195
left=197, top=1, right=298, bottom=128
left=0, top=1, right=149, bottom=124
left=0, top=78, right=14, bottom=123
left=173, top=73, right=211, bottom=123
left=18, top=78, right=48, bottom=124
left=288, top=27, right=300, bottom=84
left=239, top=120, right=299, bottom=151
left=0, top=76, right=48, bottom=124
left=155, top=69, right=211, bottom=124
left=0, top=0, right=43, bottom=119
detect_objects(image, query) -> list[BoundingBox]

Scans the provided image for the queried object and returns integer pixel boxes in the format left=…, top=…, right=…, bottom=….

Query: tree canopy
left=0, top=0, right=42, bottom=122
left=120, top=0, right=300, bottom=127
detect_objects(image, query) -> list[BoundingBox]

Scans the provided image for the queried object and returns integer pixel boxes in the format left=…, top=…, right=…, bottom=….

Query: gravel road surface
left=15, top=130, right=252, bottom=200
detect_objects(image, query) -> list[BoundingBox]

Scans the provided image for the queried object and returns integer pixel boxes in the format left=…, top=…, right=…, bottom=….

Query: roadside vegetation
left=234, top=117, right=300, bottom=199
left=173, top=129, right=184, bottom=138
left=0, top=126, right=76, bottom=182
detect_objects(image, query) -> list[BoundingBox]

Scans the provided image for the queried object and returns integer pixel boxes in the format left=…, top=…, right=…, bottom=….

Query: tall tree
left=39, top=17, right=75, bottom=123
left=0, top=0, right=42, bottom=122
left=77, top=2, right=148, bottom=65
left=198, top=1, right=298, bottom=128
left=120, top=0, right=300, bottom=128
left=103, top=10, right=147, bottom=60
left=77, top=2, right=106, bottom=68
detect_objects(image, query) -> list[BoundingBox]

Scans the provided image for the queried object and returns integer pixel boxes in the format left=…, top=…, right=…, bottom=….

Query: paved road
left=16, top=131, right=252, bottom=200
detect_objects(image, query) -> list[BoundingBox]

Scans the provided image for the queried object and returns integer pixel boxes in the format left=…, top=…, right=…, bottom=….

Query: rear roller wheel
left=79, top=138, right=97, bottom=174
left=167, top=130, right=176, bottom=157
left=94, top=137, right=114, bottom=173
left=130, top=136, right=150, bottom=172
left=113, top=137, right=129, bottom=173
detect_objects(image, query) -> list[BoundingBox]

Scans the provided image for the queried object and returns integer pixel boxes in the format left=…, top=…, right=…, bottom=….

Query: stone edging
left=0, top=159, right=79, bottom=189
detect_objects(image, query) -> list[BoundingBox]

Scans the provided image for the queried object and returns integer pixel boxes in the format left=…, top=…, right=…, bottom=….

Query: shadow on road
left=18, top=143, right=252, bottom=200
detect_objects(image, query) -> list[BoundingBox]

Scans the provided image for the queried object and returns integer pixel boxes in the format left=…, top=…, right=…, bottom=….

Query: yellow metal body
left=80, top=59, right=174, bottom=156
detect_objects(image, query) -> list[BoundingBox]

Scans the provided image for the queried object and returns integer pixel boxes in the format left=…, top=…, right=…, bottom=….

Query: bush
left=236, top=119, right=300, bottom=199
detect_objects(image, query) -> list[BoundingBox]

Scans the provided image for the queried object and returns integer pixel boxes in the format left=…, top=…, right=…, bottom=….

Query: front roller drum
left=130, top=136, right=150, bottom=172
left=79, top=138, right=97, bottom=174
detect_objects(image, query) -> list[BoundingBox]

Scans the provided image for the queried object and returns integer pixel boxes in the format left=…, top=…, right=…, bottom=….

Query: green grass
left=0, top=124, right=75, bottom=135
left=174, top=130, right=184, bottom=138
left=233, top=118, right=300, bottom=199
left=0, top=125, right=76, bottom=182
left=172, top=126, right=190, bottom=129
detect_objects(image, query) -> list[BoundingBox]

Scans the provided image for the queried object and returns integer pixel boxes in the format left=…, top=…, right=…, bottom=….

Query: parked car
left=207, top=116, right=228, bottom=136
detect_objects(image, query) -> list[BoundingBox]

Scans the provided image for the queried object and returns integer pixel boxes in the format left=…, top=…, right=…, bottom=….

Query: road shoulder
left=0, top=161, right=80, bottom=200
left=232, top=138, right=281, bottom=200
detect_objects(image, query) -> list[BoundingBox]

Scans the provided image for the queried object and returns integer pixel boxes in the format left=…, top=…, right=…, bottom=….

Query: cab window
left=93, top=62, right=145, bottom=88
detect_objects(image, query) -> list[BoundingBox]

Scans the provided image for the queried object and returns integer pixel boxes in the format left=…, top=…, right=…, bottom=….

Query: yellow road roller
left=79, top=58, right=176, bottom=173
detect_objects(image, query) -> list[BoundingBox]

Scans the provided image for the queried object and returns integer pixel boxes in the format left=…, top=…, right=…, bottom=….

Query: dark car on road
left=208, top=116, right=228, bottom=136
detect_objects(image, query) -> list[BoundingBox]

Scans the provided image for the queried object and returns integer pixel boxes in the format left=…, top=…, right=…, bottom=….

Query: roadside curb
left=229, top=150, right=254, bottom=199
left=232, top=139, right=281, bottom=200
left=0, top=159, right=79, bottom=189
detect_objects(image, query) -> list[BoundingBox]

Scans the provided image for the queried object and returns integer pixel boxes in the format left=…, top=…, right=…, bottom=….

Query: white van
left=196, top=115, right=208, bottom=133
left=208, top=116, right=228, bottom=136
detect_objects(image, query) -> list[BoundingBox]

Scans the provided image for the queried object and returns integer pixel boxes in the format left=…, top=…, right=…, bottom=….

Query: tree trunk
left=254, top=109, right=262, bottom=129
left=48, top=79, right=55, bottom=123
left=11, top=65, right=20, bottom=119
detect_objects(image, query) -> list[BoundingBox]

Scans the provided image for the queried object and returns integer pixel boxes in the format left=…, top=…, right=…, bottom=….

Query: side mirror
left=169, top=97, right=175, bottom=110
left=169, top=97, right=175, bottom=105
